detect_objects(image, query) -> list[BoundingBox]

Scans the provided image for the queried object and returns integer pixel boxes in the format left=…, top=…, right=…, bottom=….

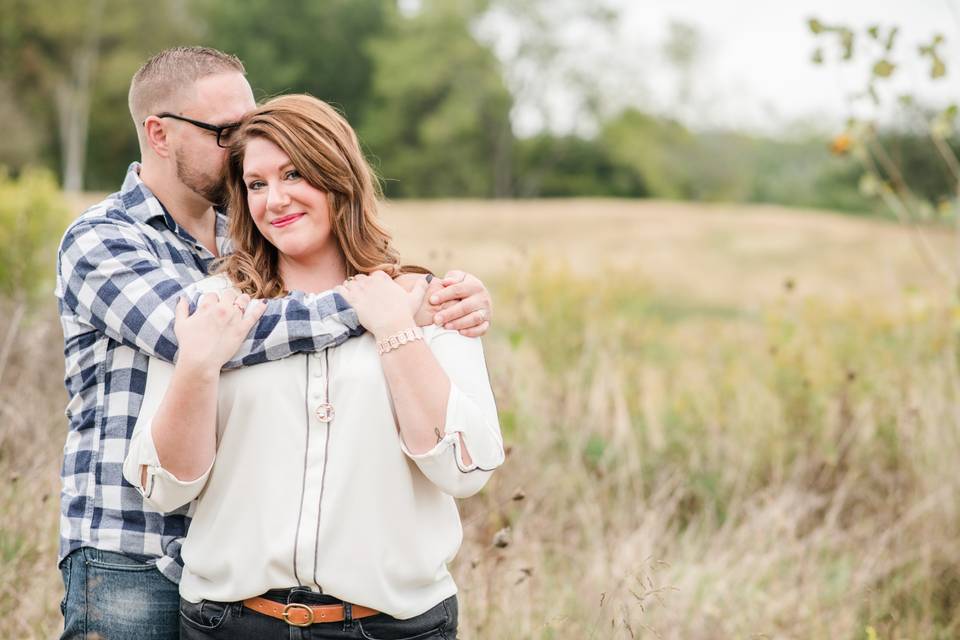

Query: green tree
left=601, top=110, right=697, bottom=200
left=0, top=0, right=198, bottom=191
left=361, top=0, right=514, bottom=197
left=196, top=0, right=390, bottom=123
left=512, top=134, right=645, bottom=197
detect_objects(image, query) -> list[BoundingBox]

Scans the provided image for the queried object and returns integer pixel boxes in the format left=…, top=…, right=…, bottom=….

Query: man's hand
left=429, top=270, right=492, bottom=338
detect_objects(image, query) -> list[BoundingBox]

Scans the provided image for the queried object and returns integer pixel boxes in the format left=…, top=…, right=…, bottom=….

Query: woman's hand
left=336, top=271, right=427, bottom=339
left=174, top=289, right=266, bottom=373
left=394, top=274, right=445, bottom=327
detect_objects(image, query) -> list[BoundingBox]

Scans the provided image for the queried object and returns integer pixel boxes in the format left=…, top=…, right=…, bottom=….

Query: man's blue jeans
left=59, top=547, right=179, bottom=640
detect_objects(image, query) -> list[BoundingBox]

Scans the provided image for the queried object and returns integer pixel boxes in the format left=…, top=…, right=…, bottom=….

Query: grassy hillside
left=3, top=199, right=958, bottom=638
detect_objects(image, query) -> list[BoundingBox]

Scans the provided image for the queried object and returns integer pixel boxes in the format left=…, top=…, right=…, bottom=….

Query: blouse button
left=314, top=403, right=335, bottom=423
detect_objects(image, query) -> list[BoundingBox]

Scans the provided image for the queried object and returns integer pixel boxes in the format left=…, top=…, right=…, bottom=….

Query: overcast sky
left=494, top=0, right=960, bottom=137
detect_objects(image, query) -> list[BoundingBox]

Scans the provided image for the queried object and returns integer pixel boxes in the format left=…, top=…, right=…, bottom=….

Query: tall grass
left=2, top=257, right=958, bottom=638
left=454, top=263, right=960, bottom=639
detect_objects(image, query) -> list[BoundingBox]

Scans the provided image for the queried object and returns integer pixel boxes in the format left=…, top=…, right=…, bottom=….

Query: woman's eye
left=285, top=170, right=301, bottom=181
left=246, top=180, right=265, bottom=191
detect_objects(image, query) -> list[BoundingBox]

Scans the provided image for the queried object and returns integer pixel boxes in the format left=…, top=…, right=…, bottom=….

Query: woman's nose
left=266, top=182, right=290, bottom=211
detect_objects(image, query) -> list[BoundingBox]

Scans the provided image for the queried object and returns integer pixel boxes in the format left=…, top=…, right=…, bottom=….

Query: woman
left=123, top=94, right=504, bottom=639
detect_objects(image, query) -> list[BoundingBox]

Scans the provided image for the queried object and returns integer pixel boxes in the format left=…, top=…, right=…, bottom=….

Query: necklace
left=314, top=349, right=335, bottom=423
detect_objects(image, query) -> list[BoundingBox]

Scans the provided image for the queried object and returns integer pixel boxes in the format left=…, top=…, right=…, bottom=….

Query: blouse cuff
left=125, top=422, right=212, bottom=512
left=399, top=385, right=504, bottom=474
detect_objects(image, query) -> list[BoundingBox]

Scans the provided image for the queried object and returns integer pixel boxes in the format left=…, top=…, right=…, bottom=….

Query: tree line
left=0, top=0, right=955, bottom=214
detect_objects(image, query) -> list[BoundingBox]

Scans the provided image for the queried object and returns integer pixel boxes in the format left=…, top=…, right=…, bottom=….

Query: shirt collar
left=119, top=161, right=231, bottom=251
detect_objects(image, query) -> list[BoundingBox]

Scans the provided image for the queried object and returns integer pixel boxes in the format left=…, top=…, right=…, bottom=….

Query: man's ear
left=143, top=116, right=172, bottom=158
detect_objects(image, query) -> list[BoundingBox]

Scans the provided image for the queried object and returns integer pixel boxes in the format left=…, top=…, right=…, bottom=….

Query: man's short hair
left=129, top=46, right=245, bottom=144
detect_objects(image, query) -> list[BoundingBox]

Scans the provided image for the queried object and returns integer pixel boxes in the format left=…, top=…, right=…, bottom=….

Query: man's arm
left=57, top=217, right=360, bottom=366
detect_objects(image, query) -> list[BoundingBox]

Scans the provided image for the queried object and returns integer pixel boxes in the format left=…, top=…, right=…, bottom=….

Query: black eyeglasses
left=151, top=113, right=242, bottom=148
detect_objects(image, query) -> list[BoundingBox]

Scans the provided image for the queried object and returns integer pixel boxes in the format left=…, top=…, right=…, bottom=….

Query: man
left=55, top=46, right=491, bottom=640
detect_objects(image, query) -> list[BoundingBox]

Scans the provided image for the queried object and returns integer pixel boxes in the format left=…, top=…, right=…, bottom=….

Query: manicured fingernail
left=430, top=295, right=440, bottom=305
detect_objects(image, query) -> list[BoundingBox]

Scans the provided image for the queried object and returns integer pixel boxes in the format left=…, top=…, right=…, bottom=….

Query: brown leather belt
left=243, top=596, right=379, bottom=627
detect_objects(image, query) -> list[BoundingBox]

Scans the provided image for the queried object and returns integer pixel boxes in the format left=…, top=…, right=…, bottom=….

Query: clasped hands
left=336, top=270, right=492, bottom=340
left=174, top=270, right=492, bottom=370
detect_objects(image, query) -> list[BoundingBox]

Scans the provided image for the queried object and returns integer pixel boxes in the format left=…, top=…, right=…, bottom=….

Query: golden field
left=2, top=198, right=959, bottom=639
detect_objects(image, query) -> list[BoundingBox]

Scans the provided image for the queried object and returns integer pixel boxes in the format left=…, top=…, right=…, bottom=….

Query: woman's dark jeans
left=179, top=588, right=458, bottom=640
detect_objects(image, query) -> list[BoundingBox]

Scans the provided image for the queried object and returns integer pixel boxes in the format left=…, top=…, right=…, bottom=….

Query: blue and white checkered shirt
left=55, top=163, right=361, bottom=582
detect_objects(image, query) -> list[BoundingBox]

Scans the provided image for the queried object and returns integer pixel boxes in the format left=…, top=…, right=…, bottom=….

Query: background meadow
left=3, top=195, right=960, bottom=638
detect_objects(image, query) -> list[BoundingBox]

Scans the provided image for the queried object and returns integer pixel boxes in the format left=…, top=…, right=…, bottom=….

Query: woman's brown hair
left=216, top=94, right=421, bottom=297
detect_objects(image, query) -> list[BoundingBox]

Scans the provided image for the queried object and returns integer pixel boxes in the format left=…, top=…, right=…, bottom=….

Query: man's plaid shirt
left=55, top=164, right=361, bottom=582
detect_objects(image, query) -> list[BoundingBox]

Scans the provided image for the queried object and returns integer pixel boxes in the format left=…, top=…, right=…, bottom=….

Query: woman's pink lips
left=271, top=213, right=305, bottom=228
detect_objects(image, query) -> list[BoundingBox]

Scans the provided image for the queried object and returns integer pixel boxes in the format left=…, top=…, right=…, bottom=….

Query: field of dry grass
left=2, top=198, right=959, bottom=638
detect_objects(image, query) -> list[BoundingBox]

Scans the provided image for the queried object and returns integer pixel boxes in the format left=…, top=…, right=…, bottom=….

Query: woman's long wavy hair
left=216, top=94, right=422, bottom=297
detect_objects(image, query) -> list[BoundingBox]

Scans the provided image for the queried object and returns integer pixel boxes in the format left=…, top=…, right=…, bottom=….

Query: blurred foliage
left=0, top=0, right=200, bottom=188
left=0, top=0, right=929, bottom=216
left=195, top=0, right=389, bottom=122
left=512, top=133, right=646, bottom=197
left=362, top=0, right=513, bottom=197
left=809, top=18, right=959, bottom=288
left=0, top=168, right=71, bottom=300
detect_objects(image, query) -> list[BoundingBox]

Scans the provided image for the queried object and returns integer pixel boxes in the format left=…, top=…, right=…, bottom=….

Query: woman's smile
left=271, top=212, right=305, bottom=228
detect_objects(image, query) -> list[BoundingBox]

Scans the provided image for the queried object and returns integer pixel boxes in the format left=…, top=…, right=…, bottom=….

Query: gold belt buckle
left=282, top=602, right=315, bottom=627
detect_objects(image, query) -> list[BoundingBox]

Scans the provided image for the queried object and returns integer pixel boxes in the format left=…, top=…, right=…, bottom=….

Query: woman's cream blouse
left=122, top=277, right=504, bottom=619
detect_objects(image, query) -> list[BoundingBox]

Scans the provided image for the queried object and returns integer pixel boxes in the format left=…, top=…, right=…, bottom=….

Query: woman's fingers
left=219, top=289, right=239, bottom=305
left=238, top=300, right=266, bottom=331
left=198, top=292, right=220, bottom=308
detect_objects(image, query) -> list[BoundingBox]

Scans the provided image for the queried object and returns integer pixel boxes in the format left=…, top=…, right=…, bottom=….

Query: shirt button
left=315, top=403, right=335, bottom=422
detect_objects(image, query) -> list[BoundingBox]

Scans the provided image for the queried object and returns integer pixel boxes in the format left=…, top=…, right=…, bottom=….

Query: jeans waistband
left=258, top=587, right=345, bottom=606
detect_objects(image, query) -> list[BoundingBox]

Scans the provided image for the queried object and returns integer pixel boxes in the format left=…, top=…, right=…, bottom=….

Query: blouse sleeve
left=398, top=329, right=505, bottom=498
left=122, top=357, right=213, bottom=512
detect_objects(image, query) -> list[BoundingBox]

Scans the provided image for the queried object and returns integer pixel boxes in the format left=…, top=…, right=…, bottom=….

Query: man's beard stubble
left=175, top=148, right=228, bottom=208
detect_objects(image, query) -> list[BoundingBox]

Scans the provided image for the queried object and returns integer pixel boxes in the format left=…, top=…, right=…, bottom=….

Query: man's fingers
left=443, top=309, right=487, bottom=332
left=441, top=269, right=466, bottom=285
left=458, top=321, right=489, bottom=338
left=436, top=300, right=485, bottom=329
left=429, top=282, right=468, bottom=306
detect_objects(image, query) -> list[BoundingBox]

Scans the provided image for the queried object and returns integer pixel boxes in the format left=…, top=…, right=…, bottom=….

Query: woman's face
left=241, top=137, right=334, bottom=262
